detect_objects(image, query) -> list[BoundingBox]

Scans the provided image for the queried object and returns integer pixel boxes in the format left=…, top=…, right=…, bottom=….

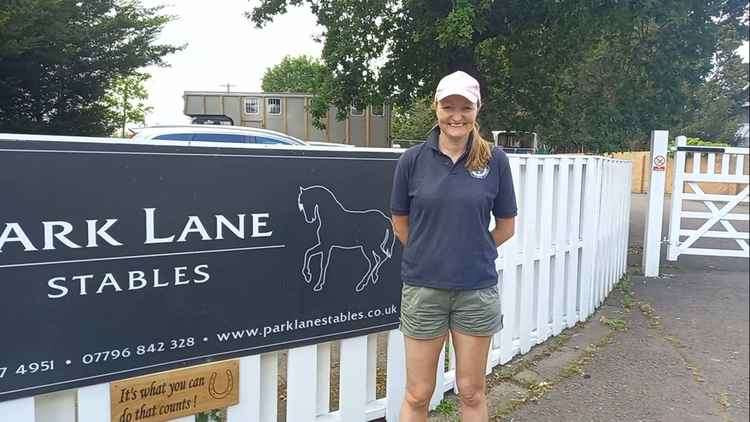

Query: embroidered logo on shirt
left=469, top=166, right=490, bottom=179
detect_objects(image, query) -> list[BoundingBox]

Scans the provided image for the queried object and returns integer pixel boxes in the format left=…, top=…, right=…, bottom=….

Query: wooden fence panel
left=340, top=336, right=368, bottom=422
left=36, top=391, right=75, bottom=422
left=286, top=345, right=317, bottom=421
left=366, top=334, right=378, bottom=402
left=385, top=330, right=405, bottom=422
left=579, top=158, right=599, bottom=319
left=623, top=163, right=633, bottom=274
left=567, top=159, right=584, bottom=326
left=537, top=159, right=555, bottom=343
left=552, top=158, right=570, bottom=335
left=444, top=335, right=458, bottom=394
left=599, top=160, right=612, bottom=300
left=499, top=158, right=522, bottom=363
left=519, top=157, right=538, bottom=353
left=77, top=384, right=109, bottom=422
left=0, top=397, right=34, bottom=421
left=429, top=346, right=447, bottom=407
left=260, top=353, right=279, bottom=422
left=226, top=355, right=262, bottom=421
left=316, top=343, right=332, bottom=415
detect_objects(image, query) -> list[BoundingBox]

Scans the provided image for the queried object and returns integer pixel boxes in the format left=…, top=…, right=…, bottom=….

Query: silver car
left=130, top=125, right=307, bottom=146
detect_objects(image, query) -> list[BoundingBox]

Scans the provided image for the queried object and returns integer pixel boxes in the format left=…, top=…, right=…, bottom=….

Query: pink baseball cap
left=434, top=71, right=481, bottom=106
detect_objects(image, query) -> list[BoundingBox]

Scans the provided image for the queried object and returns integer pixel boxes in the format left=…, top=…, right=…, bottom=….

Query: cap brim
left=435, top=89, right=479, bottom=105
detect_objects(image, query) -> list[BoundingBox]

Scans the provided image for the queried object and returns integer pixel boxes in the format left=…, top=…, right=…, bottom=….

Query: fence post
left=386, top=330, right=405, bottom=422
left=667, top=136, right=688, bottom=261
left=0, top=398, right=34, bottom=422
left=286, top=345, right=318, bottom=421
left=226, top=356, right=261, bottom=421
left=77, top=384, right=110, bottom=422
left=642, top=130, right=669, bottom=276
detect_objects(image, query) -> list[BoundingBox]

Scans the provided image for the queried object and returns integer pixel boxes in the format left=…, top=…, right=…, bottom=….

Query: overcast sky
left=140, top=1, right=323, bottom=126
left=139, top=1, right=749, bottom=127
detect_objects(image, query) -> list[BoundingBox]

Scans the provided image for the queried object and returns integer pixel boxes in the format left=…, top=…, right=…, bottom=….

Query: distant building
left=183, top=91, right=392, bottom=148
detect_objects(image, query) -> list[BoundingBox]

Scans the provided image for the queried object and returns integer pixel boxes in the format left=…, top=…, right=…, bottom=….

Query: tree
left=102, top=72, right=153, bottom=137
left=261, top=54, right=334, bottom=128
left=0, top=0, right=181, bottom=136
left=249, top=1, right=748, bottom=152
left=391, top=97, right=434, bottom=142
left=677, top=25, right=749, bottom=143
left=261, top=55, right=328, bottom=93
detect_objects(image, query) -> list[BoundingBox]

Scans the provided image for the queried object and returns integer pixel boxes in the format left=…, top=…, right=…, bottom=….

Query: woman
left=390, top=70, right=517, bottom=422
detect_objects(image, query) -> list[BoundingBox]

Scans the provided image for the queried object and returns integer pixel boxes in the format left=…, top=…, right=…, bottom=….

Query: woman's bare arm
left=491, top=217, right=515, bottom=247
left=392, top=214, right=409, bottom=246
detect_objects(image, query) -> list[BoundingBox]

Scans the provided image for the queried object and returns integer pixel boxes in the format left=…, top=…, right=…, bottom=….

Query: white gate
left=667, top=136, right=750, bottom=260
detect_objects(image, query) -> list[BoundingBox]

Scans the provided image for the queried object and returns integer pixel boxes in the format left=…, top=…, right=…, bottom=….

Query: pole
left=642, top=130, right=669, bottom=277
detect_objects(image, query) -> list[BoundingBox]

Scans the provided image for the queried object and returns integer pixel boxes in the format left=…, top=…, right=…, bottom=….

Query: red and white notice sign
left=653, top=154, right=666, bottom=171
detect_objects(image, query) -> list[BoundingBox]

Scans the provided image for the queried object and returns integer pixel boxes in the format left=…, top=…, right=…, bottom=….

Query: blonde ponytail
left=466, top=122, right=492, bottom=172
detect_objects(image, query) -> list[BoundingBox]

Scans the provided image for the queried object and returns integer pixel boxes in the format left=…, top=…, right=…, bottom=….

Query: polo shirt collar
left=426, top=125, right=474, bottom=159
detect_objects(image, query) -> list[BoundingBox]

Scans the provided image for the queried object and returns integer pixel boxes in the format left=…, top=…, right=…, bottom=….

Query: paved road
left=506, top=194, right=749, bottom=422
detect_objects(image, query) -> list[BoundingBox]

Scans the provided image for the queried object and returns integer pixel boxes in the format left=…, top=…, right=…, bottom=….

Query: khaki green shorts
left=399, top=284, right=502, bottom=339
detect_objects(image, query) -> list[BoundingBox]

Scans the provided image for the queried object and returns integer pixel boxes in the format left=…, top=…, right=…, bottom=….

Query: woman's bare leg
left=400, top=334, right=447, bottom=422
left=451, top=330, right=492, bottom=422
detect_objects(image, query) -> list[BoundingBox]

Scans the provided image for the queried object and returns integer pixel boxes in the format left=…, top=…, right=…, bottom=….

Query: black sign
left=0, top=138, right=403, bottom=401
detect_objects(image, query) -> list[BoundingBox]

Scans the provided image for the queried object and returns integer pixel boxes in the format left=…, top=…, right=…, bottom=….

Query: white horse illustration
left=297, top=185, right=395, bottom=292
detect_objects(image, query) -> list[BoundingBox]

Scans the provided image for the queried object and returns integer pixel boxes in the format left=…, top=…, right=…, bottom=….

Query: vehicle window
left=192, top=133, right=249, bottom=143
left=153, top=133, right=193, bottom=141
left=253, top=136, right=291, bottom=145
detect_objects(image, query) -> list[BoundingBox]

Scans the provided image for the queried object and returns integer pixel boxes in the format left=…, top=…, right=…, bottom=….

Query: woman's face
left=436, top=95, right=478, bottom=142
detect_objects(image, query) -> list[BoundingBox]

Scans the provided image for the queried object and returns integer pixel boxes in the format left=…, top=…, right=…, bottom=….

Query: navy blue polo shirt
left=390, top=129, right=517, bottom=290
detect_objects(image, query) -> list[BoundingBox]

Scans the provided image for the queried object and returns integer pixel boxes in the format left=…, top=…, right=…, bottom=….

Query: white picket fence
left=0, top=154, right=632, bottom=422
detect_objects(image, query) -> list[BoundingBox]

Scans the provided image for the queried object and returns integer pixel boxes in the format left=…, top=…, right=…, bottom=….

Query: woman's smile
left=436, top=94, right=478, bottom=142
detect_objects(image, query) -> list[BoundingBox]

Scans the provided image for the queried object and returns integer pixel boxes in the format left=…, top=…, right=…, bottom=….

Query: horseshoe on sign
left=208, top=370, right=233, bottom=399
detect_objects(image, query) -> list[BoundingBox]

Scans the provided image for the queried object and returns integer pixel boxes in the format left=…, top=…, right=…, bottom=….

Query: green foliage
left=0, top=0, right=182, bottom=136
left=685, top=138, right=731, bottom=147
left=600, top=316, right=628, bottom=331
left=102, top=72, right=152, bottom=137
left=250, top=1, right=391, bottom=127
left=249, top=0, right=748, bottom=152
left=435, top=398, right=458, bottom=415
left=195, top=409, right=223, bottom=422
left=261, top=54, right=332, bottom=129
left=391, top=97, right=435, bottom=142
left=616, top=274, right=634, bottom=310
left=436, top=2, right=478, bottom=49
left=676, top=25, right=749, bottom=144
left=667, top=137, right=731, bottom=149
left=261, top=55, right=328, bottom=94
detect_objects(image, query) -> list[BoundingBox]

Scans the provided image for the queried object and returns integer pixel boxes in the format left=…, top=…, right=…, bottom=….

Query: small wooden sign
left=110, top=360, right=239, bottom=422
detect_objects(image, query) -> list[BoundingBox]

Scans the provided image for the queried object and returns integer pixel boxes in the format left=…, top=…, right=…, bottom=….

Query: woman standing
left=390, top=71, right=517, bottom=422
